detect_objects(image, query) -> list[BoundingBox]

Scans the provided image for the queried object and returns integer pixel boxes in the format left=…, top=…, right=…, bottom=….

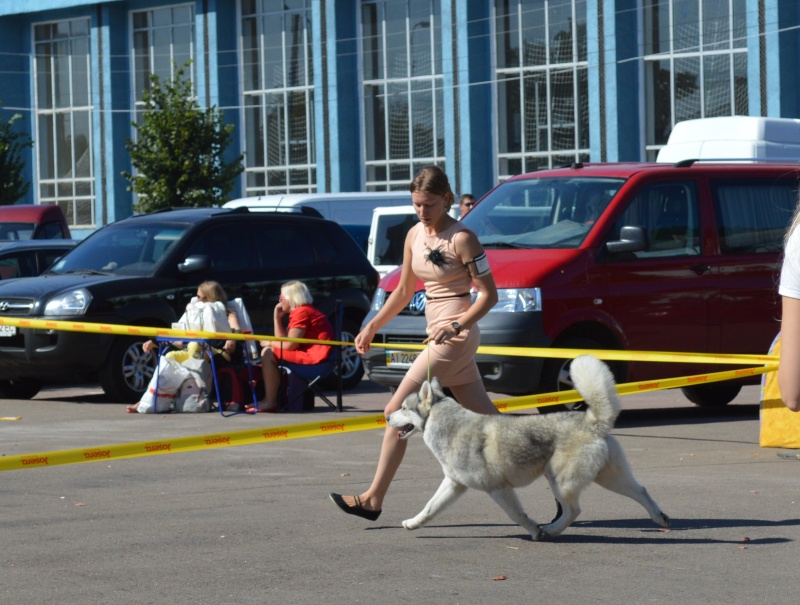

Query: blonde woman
left=778, top=208, right=800, bottom=411
left=248, top=280, right=333, bottom=413
left=330, top=165, right=500, bottom=521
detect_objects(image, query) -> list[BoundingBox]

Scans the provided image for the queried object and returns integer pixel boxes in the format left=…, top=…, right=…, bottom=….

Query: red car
left=361, top=161, right=797, bottom=407
left=0, top=204, right=71, bottom=241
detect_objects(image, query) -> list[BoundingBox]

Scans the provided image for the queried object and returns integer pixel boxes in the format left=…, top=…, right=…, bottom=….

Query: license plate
left=0, top=325, right=16, bottom=337
left=385, top=350, right=420, bottom=368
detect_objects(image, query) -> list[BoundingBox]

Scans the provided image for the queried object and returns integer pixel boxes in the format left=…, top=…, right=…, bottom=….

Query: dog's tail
left=569, top=354, right=620, bottom=434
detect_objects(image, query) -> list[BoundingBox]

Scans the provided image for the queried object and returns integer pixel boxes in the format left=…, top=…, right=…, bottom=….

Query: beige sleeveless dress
left=404, top=221, right=482, bottom=387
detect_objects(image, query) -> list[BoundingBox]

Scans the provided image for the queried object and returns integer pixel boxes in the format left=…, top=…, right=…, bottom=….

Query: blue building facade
left=0, top=0, right=798, bottom=237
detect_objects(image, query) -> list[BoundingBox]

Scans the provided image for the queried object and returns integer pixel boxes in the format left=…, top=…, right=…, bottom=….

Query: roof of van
left=371, top=205, right=417, bottom=215
left=656, top=117, right=800, bottom=163
left=670, top=117, right=800, bottom=142
left=505, top=161, right=800, bottom=181
left=0, top=204, right=66, bottom=221
left=224, top=191, right=411, bottom=208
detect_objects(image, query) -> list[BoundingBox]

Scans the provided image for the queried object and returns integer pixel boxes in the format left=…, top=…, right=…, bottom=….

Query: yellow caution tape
left=0, top=316, right=779, bottom=365
left=494, top=364, right=777, bottom=411
left=0, top=316, right=778, bottom=471
left=0, top=364, right=776, bottom=473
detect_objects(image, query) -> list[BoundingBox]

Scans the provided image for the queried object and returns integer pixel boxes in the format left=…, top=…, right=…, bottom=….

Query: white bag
left=182, top=297, right=230, bottom=333
left=176, top=358, right=214, bottom=413
left=137, top=357, right=192, bottom=413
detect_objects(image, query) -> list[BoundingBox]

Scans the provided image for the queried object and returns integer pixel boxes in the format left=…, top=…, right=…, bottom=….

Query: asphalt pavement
left=0, top=381, right=797, bottom=605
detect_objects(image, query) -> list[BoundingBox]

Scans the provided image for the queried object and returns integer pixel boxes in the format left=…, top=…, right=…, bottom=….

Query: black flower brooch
left=425, top=246, right=447, bottom=268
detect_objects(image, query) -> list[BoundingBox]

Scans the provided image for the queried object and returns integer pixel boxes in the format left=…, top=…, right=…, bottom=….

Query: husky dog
left=386, top=355, right=670, bottom=540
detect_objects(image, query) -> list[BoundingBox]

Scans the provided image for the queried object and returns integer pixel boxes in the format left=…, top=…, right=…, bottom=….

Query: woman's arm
left=779, top=295, right=800, bottom=411
left=452, top=229, right=498, bottom=331
left=223, top=309, right=242, bottom=355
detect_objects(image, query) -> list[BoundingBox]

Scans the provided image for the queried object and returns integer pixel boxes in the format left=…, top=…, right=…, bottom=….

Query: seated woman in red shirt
left=248, top=280, right=333, bottom=413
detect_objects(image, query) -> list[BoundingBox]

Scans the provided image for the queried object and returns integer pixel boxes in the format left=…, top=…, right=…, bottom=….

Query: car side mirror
left=178, top=254, right=212, bottom=273
left=605, top=226, right=646, bottom=254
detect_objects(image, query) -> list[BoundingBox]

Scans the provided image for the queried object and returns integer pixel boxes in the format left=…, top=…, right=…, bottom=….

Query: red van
left=361, top=161, right=798, bottom=407
left=0, top=204, right=71, bottom=241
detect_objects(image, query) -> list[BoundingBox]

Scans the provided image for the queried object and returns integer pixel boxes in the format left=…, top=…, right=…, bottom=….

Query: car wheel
left=539, top=336, right=622, bottom=414
left=322, top=318, right=365, bottom=390
left=681, top=383, right=741, bottom=407
left=99, top=337, right=157, bottom=403
left=0, top=378, right=42, bottom=400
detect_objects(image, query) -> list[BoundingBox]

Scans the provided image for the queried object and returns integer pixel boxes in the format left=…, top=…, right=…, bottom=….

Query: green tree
left=0, top=105, right=33, bottom=205
left=123, top=63, right=243, bottom=213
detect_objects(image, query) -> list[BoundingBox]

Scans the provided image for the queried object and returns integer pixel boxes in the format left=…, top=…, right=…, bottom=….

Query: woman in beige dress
left=330, top=166, right=500, bottom=520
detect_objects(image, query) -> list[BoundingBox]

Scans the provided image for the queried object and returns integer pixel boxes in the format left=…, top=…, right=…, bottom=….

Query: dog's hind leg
left=593, top=436, right=670, bottom=528
left=539, top=465, right=592, bottom=537
left=487, top=487, right=542, bottom=540
left=403, top=477, right=467, bottom=530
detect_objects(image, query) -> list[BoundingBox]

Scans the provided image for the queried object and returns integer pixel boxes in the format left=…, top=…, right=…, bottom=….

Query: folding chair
left=278, top=299, right=343, bottom=412
left=216, top=298, right=260, bottom=416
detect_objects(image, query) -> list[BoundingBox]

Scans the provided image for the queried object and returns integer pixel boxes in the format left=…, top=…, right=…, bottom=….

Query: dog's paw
left=402, top=519, right=421, bottom=531
left=657, top=512, right=670, bottom=528
left=530, top=526, right=547, bottom=541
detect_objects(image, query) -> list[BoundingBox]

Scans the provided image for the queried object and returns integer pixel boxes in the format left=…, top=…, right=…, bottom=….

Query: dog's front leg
left=487, top=487, right=542, bottom=540
left=403, top=476, right=467, bottom=530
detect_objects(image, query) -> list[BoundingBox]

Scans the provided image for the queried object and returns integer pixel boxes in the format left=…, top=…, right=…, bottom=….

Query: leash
left=427, top=342, right=431, bottom=382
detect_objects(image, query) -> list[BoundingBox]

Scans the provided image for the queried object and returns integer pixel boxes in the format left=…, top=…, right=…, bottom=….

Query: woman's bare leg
left=339, top=378, right=421, bottom=512
left=449, top=380, right=500, bottom=415
left=255, top=350, right=281, bottom=409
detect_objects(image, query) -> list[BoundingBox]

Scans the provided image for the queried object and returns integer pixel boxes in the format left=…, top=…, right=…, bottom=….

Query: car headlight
left=44, top=289, right=92, bottom=316
left=371, top=287, right=386, bottom=311
left=488, top=288, right=541, bottom=313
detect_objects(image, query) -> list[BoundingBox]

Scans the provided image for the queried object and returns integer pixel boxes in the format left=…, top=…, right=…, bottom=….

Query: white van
left=656, top=116, right=800, bottom=163
left=223, top=192, right=411, bottom=226
left=367, top=206, right=418, bottom=277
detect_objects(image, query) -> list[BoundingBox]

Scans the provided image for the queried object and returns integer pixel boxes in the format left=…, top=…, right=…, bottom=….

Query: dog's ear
left=418, top=380, right=435, bottom=414
left=429, top=377, right=446, bottom=402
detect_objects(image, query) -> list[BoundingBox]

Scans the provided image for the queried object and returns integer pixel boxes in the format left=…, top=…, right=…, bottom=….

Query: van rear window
left=711, top=179, right=798, bottom=254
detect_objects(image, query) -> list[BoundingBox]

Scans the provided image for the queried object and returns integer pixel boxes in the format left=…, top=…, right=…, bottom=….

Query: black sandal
left=329, top=492, right=382, bottom=521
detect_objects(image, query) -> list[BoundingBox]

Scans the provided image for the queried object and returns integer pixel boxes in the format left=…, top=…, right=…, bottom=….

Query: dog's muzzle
left=396, top=423, right=416, bottom=439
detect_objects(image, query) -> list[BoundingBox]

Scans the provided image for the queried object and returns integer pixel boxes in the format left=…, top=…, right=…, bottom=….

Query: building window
left=495, top=0, right=589, bottom=179
left=360, top=0, right=444, bottom=191
left=241, top=0, right=316, bottom=195
left=131, top=4, right=195, bottom=125
left=34, top=18, right=94, bottom=227
left=644, top=0, right=748, bottom=159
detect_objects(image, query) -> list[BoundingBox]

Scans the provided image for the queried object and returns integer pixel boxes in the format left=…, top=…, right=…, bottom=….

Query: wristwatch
left=451, top=321, right=462, bottom=335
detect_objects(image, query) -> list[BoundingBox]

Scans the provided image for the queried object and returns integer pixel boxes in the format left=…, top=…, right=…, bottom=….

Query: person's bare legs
left=338, top=379, right=498, bottom=513
left=253, top=349, right=281, bottom=410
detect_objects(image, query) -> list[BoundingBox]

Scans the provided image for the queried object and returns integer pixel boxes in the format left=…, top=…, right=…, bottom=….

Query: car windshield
left=462, top=177, right=626, bottom=249
left=50, top=223, right=189, bottom=276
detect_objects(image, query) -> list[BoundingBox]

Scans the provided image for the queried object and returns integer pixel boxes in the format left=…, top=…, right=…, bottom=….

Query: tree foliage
left=123, top=63, right=243, bottom=213
left=0, top=105, right=33, bottom=206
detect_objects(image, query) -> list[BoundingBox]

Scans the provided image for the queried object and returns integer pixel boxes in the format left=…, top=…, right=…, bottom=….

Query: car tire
left=0, top=378, right=42, bottom=400
left=539, top=336, right=623, bottom=413
left=681, top=383, right=741, bottom=407
left=99, top=337, right=157, bottom=403
left=322, top=317, right=364, bottom=390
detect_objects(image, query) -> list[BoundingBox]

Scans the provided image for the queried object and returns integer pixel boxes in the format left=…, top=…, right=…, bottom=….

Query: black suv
left=0, top=207, right=378, bottom=402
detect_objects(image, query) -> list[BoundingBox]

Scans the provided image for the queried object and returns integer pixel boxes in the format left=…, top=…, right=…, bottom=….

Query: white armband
left=465, top=252, right=491, bottom=277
